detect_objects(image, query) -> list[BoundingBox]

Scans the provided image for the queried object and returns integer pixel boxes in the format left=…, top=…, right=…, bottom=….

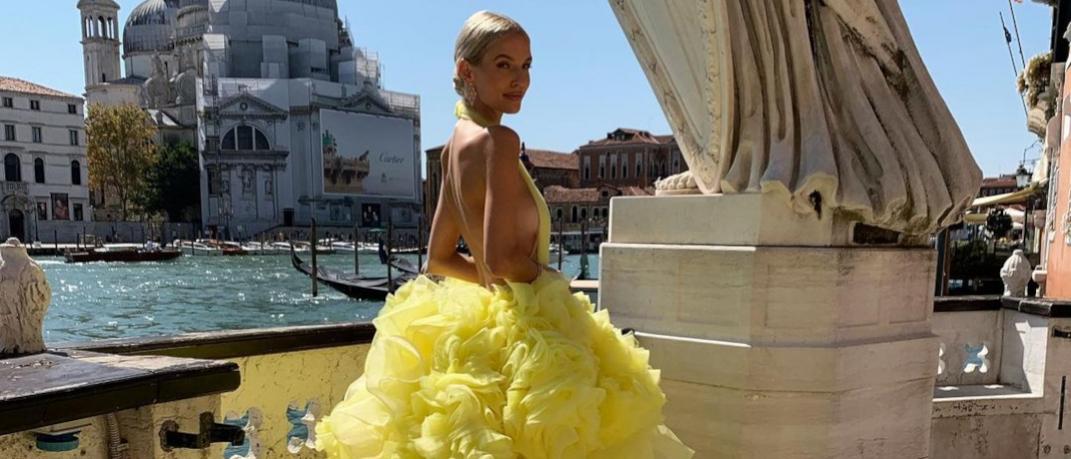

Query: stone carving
left=170, top=48, right=197, bottom=106
left=1032, top=267, right=1047, bottom=298
left=1000, top=249, right=1032, bottom=297
left=0, top=238, right=51, bottom=355
left=610, top=0, right=982, bottom=234
left=143, top=53, right=172, bottom=108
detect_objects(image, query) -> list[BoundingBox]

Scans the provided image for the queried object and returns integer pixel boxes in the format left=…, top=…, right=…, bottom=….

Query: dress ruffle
left=315, top=270, right=693, bottom=458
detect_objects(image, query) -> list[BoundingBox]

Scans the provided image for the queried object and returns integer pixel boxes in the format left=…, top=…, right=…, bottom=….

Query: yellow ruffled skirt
left=315, top=270, right=692, bottom=458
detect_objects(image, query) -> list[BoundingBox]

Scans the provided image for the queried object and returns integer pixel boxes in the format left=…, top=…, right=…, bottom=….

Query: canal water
left=39, top=253, right=600, bottom=345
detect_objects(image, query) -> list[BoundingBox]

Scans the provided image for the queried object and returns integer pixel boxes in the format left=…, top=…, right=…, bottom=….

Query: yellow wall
left=0, top=343, right=369, bottom=459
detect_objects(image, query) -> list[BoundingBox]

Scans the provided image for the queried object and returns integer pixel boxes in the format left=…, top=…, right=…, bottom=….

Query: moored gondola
left=290, top=246, right=414, bottom=300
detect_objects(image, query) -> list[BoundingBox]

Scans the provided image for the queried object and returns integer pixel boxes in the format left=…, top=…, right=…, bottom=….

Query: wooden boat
left=290, top=247, right=414, bottom=300
left=375, top=240, right=421, bottom=275
left=65, top=248, right=183, bottom=263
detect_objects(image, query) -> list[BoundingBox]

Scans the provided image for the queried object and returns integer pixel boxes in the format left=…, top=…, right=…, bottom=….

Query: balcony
left=0, top=180, right=28, bottom=196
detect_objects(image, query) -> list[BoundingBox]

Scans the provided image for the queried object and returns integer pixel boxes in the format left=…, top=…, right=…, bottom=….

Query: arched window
left=4, top=154, right=20, bottom=182
left=98, top=17, right=106, bottom=39
left=33, top=158, right=44, bottom=183
left=555, top=208, right=563, bottom=221
left=571, top=205, right=578, bottom=223
left=82, top=17, right=88, bottom=38
left=222, top=125, right=271, bottom=151
left=71, top=160, right=81, bottom=185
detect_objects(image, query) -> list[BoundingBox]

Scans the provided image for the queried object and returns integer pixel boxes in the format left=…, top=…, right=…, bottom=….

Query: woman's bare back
left=428, top=121, right=540, bottom=286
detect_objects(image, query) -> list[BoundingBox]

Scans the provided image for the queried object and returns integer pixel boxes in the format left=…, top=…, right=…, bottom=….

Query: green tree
left=143, top=141, right=201, bottom=222
left=85, top=103, right=158, bottom=220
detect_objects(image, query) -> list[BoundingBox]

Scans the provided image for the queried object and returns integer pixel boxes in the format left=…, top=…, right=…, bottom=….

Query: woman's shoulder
left=455, top=125, right=521, bottom=160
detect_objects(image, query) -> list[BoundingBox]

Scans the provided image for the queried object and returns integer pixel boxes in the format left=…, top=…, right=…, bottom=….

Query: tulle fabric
left=314, top=270, right=692, bottom=458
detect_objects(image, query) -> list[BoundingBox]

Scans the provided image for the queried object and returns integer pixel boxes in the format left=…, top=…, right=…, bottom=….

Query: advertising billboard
left=320, top=109, right=417, bottom=199
left=51, top=193, right=69, bottom=221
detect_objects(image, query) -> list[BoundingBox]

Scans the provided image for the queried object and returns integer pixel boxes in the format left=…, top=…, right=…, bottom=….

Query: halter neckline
left=454, top=100, right=498, bottom=128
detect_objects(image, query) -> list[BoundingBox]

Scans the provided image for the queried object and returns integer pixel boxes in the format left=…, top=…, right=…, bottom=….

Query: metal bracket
left=159, top=412, right=245, bottom=451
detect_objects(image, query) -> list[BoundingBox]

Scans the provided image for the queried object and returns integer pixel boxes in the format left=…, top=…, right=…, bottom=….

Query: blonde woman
left=315, top=11, right=692, bottom=458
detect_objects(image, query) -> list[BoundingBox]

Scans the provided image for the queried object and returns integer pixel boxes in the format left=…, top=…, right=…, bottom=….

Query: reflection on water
left=40, top=253, right=599, bottom=345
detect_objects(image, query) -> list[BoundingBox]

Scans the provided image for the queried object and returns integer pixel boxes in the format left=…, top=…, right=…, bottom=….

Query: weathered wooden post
left=310, top=219, right=318, bottom=298
left=557, top=216, right=564, bottom=271
left=417, top=216, right=424, bottom=273
left=353, top=221, right=360, bottom=276
left=386, top=218, right=394, bottom=293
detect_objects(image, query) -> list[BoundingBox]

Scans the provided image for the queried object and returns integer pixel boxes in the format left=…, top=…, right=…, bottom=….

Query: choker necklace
left=454, top=100, right=498, bottom=128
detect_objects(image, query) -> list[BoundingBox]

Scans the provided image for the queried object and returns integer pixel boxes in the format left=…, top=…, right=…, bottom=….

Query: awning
left=970, top=180, right=1045, bottom=208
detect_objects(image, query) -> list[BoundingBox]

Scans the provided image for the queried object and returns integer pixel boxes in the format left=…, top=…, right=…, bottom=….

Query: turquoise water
left=39, top=252, right=599, bottom=345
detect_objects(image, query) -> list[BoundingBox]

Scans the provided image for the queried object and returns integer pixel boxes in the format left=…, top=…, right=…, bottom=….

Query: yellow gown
left=314, top=106, right=693, bottom=459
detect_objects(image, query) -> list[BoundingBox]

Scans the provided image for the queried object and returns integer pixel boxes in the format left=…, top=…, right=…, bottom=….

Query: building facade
left=0, top=77, right=90, bottom=243
left=575, top=128, right=686, bottom=188
left=78, top=0, right=421, bottom=237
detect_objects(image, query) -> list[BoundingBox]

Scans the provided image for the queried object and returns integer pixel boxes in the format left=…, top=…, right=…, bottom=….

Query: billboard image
left=51, top=193, right=69, bottom=221
left=320, top=109, right=416, bottom=198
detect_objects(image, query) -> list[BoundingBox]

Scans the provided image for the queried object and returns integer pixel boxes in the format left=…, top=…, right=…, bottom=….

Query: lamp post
left=1015, top=163, right=1032, bottom=251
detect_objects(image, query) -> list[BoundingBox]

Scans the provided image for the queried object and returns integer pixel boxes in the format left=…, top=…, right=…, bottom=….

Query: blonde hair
left=453, top=11, right=528, bottom=97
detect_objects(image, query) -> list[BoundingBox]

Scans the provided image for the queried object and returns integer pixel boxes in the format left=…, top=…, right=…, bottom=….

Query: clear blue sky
left=0, top=1, right=1054, bottom=177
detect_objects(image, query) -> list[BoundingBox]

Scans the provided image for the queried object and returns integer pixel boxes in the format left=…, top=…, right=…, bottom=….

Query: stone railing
left=930, top=296, right=1071, bottom=458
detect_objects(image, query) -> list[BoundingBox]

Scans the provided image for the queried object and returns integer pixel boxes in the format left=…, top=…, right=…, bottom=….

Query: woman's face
left=465, top=32, right=531, bottom=115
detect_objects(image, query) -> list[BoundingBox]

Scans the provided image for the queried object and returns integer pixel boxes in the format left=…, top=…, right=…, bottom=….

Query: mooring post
left=310, top=219, right=318, bottom=298
left=386, top=218, right=394, bottom=293
left=417, top=216, right=424, bottom=273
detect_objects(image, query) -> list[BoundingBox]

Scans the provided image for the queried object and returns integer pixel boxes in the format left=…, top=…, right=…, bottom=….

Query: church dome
left=123, top=0, right=179, bottom=54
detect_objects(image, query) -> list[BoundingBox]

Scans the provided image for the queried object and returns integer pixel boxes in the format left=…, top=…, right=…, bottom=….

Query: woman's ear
left=457, top=58, right=473, bottom=85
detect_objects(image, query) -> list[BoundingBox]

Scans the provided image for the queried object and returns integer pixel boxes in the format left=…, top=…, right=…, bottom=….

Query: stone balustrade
left=930, top=296, right=1071, bottom=458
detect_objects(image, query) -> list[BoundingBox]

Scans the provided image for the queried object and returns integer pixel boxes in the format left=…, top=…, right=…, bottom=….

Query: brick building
left=575, top=128, right=686, bottom=188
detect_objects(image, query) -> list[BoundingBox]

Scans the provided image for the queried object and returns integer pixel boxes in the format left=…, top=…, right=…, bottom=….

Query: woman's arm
left=425, top=157, right=480, bottom=284
left=483, top=126, right=542, bottom=283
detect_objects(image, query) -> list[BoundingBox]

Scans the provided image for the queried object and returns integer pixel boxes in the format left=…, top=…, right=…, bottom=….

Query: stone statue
left=171, top=48, right=198, bottom=106
left=143, top=53, right=173, bottom=108
left=1000, top=249, right=1032, bottom=297
left=0, top=238, right=51, bottom=355
left=610, top=0, right=982, bottom=234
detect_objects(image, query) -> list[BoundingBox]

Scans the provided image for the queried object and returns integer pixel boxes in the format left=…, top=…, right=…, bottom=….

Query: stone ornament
left=1032, top=267, right=1047, bottom=298
left=610, top=0, right=982, bottom=234
left=1000, top=249, right=1032, bottom=297
left=0, top=238, right=51, bottom=355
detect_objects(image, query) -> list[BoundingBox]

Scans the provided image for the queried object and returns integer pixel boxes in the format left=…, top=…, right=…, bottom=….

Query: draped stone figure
left=610, top=0, right=982, bottom=235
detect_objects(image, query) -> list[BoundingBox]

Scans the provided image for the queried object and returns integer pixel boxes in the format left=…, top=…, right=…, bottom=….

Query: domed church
left=76, top=0, right=422, bottom=238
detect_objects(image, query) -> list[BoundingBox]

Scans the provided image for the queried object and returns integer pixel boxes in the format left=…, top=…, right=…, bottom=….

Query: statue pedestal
left=602, top=194, right=938, bottom=458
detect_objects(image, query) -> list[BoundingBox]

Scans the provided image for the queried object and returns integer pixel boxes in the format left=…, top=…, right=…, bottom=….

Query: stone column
left=601, top=195, right=938, bottom=457
left=605, top=1, right=982, bottom=456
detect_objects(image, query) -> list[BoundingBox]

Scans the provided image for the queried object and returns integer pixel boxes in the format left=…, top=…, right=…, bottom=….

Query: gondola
left=376, top=239, right=421, bottom=275
left=290, top=246, right=414, bottom=300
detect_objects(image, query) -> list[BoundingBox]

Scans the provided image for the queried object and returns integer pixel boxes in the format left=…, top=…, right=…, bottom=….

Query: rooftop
left=981, top=175, right=1018, bottom=189
left=523, top=145, right=577, bottom=170
left=543, top=184, right=652, bottom=203
left=582, top=128, right=675, bottom=147
left=0, top=76, right=80, bottom=100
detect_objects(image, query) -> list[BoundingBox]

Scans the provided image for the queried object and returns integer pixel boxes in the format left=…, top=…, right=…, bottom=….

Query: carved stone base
left=601, top=194, right=938, bottom=458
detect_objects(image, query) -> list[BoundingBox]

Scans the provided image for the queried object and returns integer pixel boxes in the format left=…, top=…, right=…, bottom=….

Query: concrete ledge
left=609, top=193, right=854, bottom=247
left=60, top=322, right=376, bottom=359
left=638, top=331, right=938, bottom=392
left=662, top=377, right=934, bottom=459
left=600, top=243, right=935, bottom=344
